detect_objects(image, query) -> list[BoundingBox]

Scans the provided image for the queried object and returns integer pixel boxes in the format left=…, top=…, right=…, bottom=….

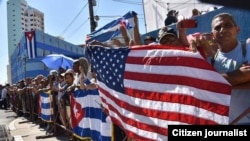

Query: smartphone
left=181, top=19, right=197, bottom=28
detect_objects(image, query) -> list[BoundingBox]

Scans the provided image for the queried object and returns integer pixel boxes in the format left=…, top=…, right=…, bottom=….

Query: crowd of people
left=1, top=57, right=99, bottom=140
left=1, top=10, right=250, bottom=140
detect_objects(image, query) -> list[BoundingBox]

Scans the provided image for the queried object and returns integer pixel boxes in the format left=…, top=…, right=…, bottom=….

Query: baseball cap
left=61, top=69, right=75, bottom=77
left=49, top=70, right=58, bottom=76
left=158, top=27, right=177, bottom=43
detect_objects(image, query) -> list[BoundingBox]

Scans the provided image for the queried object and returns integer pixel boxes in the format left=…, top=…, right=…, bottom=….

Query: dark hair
left=168, top=10, right=178, bottom=16
left=144, top=36, right=156, bottom=42
left=211, top=13, right=237, bottom=28
left=64, top=73, right=74, bottom=78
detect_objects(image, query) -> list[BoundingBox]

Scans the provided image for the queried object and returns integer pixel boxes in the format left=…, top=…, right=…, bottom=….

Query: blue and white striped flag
left=86, top=11, right=136, bottom=44
left=39, top=91, right=53, bottom=122
left=25, top=31, right=37, bottom=59
left=71, top=88, right=113, bottom=141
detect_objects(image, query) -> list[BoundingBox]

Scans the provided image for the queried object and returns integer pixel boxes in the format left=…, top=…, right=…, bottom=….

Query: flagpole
left=141, top=0, right=147, bottom=33
left=23, top=55, right=26, bottom=81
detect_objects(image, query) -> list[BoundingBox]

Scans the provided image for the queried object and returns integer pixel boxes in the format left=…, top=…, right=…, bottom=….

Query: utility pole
left=88, top=0, right=96, bottom=32
left=23, top=55, right=26, bottom=80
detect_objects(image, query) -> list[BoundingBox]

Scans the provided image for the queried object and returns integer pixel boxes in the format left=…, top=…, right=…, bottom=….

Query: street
left=0, top=108, right=17, bottom=141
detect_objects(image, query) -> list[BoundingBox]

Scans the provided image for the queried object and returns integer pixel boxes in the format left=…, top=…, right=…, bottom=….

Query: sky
left=0, top=0, right=146, bottom=84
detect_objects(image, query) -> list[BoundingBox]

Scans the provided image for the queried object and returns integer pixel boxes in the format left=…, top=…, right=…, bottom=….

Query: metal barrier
left=9, top=86, right=128, bottom=141
left=9, top=88, right=76, bottom=140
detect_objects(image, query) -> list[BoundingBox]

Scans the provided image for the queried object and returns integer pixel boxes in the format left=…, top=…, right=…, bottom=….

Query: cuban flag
left=71, top=88, right=113, bottom=141
left=25, top=31, right=37, bottom=59
left=87, top=45, right=232, bottom=141
left=86, top=11, right=136, bottom=44
left=39, top=91, right=53, bottom=122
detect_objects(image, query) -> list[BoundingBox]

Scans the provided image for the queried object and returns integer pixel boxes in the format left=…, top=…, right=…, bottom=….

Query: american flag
left=86, top=45, right=232, bottom=141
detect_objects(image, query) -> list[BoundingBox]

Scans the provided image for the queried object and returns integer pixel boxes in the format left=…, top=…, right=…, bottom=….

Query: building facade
left=7, top=0, right=45, bottom=83
left=10, top=30, right=85, bottom=84
left=7, top=0, right=85, bottom=84
left=7, top=0, right=44, bottom=58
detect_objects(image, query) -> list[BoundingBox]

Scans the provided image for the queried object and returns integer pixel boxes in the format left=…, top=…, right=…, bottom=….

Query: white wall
left=142, top=0, right=221, bottom=32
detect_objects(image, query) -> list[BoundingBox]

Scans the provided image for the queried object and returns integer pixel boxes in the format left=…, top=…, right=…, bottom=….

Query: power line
left=66, top=18, right=89, bottom=40
left=112, top=0, right=142, bottom=5
left=59, top=2, right=88, bottom=36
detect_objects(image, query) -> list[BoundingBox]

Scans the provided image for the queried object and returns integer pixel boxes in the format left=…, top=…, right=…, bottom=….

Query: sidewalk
left=8, top=116, right=70, bottom=141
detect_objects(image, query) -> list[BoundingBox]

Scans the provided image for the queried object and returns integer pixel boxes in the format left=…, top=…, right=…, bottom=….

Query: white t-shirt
left=1, top=88, right=7, bottom=100
left=74, top=73, right=80, bottom=86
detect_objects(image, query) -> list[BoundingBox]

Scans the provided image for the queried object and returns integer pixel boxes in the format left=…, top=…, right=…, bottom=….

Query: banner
left=87, top=45, right=232, bottom=141
left=39, top=91, right=53, bottom=122
left=71, top=89, right=113, bottom=141
left=25, top=31, right=37, bottom=59
left=86, top=11, right=136, bottom=44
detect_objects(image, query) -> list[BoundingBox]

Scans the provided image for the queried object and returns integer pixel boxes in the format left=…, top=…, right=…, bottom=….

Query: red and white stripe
left=97, top=46, right=231, bottom=141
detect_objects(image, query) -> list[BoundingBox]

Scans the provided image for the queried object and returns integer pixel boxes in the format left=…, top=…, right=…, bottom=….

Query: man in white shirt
left=1, top=84, right=10, bottom=110
left=198, top=13, right=250, bottom=124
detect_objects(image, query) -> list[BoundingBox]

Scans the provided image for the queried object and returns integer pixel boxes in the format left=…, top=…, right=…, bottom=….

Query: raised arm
left=176, top=19, right=189, bottom=46
left=132, top=13, right=142, bottom=45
